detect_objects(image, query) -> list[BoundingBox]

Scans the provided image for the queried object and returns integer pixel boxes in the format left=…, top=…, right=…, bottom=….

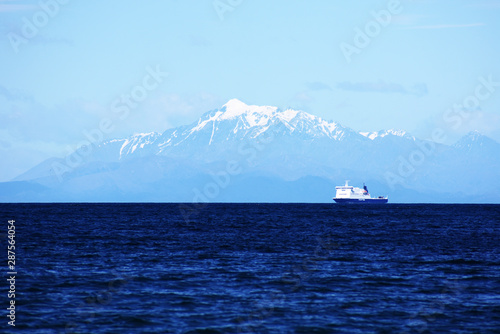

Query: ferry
left=333, top=181, right=388, bottom=204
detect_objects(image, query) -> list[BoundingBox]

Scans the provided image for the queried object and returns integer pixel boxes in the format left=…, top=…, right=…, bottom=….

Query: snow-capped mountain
left=4, top=99, right=500, bottom=203
left=453, top=130, right=500, bottom=154
left=95, top=99, right=407, bottom=161
left=170, top=98, right=348, bottom=143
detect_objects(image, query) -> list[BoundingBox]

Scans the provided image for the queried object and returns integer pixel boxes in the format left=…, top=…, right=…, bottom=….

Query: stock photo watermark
left=340, top=0, right=403, bottom=63
left=7, top=0, right=70, bottom=54
left=236, top=233, right=339, bottom=333
left=213, top=0, right=243, bottom=21
left=50, top=65, right=168, bottom=182
left=65, top=249, right=134, bottom=333
left=384, top=75, right=499, bottom=189
left=398, top=279, right=466, bottom=333
left=178, top=130, right=275, bottom=224
left=6, top=220, right=17, bottom=327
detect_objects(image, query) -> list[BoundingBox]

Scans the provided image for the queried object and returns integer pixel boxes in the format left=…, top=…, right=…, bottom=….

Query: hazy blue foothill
left=2, top=99, right=499, bottom=203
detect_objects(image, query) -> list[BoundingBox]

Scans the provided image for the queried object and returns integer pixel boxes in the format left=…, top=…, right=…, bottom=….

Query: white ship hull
left=333, top=197, right=388, bottom=204
left=333, top=181, right=388, bottom=204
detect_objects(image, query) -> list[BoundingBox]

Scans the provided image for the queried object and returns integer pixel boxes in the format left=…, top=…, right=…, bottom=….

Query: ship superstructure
left=333, top=181, right=388, bottom=203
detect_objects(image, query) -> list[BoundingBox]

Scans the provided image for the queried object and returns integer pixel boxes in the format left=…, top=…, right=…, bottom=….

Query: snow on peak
left=218, top=100, right=347, bottom=139
left=221, top=99, right=249, bottom=118
left=453, top=131, right=493, bottom=150
left=220, top=100, right=323, bottom=126
left=386, top=129, right=408, bottom=137
left=223, top=98, right=249, bottom=112
left=183, top=100, right=347, bottom=142
left=131, top=132, right=159, bottom=138
left=279, top=109, right=300, bottom=123
left=119, top=132, right=159, bottom=158
left=360, top=129, right=410, bottom=140
left=465, top=130, right=482, bottom=140
left=220, top=99, right=278, bottom=123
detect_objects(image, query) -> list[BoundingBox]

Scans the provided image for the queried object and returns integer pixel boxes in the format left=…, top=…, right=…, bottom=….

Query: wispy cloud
left=189, top=34, right=211, bottom=47
left=391, top=14, right=429, bottom=26
left=293, top=91, right=313, bottom=103
left=0, top=84, right=34, bottom=102
left=337, top=81, right=428, bottom=97
left=27, top=35, right=74, bottom=46
left=305, top=81, right=332, bottom=92
left=466, top=0, right=500, bottom=9
left=404, top=23, right=485, bottom=30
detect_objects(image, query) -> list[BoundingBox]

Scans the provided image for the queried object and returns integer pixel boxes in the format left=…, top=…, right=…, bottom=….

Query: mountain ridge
left=5, top=99, right=500, bottom=203
left=101, top=98, right=415, bottom=161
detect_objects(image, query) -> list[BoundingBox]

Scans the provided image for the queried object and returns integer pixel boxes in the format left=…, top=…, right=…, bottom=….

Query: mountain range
left=2, top=99, right=500, bottom=203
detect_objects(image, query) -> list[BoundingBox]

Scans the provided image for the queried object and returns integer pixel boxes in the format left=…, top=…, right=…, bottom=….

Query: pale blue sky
left=1, top=0, right=500, bottom=181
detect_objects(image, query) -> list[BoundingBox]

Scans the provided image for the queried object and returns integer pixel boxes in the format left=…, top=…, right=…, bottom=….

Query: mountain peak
left=457, top=130, right=485, bottom=144
left=223, top=98, right=248, bottom=111
left=453, top=131, right=500, bottom=152
left=465, top=130, right=482, bottom=140
left=218, top=99, right=278, bottom=125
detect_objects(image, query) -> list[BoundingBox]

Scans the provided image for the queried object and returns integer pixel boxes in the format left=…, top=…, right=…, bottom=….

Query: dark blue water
left=1, top=204, right=500, bottom=333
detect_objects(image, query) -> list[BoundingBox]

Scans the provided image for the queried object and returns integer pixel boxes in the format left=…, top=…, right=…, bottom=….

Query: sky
left=1, top=0, right=500, bottom=181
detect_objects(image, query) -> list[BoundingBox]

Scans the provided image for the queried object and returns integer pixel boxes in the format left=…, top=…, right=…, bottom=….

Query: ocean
left=2, top=203, right=499, bottom=333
